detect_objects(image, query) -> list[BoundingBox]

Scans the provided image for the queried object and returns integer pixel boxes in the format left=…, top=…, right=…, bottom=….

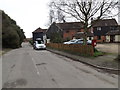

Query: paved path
left=96, top=43, right=119, bottom=54
left=2, top=42, right=118, bottom=88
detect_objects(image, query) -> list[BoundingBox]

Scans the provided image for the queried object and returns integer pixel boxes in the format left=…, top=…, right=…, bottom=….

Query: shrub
left=2, top=27, right=20, bottom=48
left=29, top=40, right=33, bottom=45
left=93, top=49, right=104, bottom=57
left=50, top=33, right=63, bottom=43
left=2, top=11, right=26, bottom=48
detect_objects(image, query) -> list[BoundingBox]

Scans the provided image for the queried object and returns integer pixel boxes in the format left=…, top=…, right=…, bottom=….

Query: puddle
left=3, top=78, right=27, bottom=88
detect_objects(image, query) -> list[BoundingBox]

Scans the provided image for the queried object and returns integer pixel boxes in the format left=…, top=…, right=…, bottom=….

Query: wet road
left=2, top=42, right=118, bottom=88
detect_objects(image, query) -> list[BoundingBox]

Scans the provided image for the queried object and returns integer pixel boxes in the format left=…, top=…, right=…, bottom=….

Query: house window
left=97, top=27, right=101, bottom=31
left=66, top=30, right=69, bottom=33
left=98, top=36, right=101, bottom=40
left=110, top=27, right=116, bottom=30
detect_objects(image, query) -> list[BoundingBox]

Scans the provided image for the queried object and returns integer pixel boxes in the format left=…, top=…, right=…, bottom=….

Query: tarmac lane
left=2, top=42, right=118, bottom=88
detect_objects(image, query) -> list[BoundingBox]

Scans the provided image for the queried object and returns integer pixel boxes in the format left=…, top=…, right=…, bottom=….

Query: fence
left=46, top=43, right=94, bottom=56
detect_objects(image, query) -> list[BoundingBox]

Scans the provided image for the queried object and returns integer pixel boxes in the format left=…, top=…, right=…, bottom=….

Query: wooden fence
left=46, top=43, right=94, bottom=56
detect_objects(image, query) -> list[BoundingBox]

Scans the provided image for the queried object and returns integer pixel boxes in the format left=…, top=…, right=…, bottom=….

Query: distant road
left=2, top=42, right=118, bottom=88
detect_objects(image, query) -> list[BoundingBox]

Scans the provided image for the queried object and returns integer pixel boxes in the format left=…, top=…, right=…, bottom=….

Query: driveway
left=2, top=42, right=118, bottom=88
left=96, top=43, right=119, bottom=54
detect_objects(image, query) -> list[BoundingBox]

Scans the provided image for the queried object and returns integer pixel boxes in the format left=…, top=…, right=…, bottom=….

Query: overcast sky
left=0, top=0, right=51, bottom=38
left=0, top=0, right=119, bottom=38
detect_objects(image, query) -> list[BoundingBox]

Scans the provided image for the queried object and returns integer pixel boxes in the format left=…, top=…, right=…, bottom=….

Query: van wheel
left=33, top=47, right=35, bottom=50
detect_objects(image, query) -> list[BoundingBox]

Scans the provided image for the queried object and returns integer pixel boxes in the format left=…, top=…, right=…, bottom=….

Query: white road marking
left=32, top=58, right=40, bottom=76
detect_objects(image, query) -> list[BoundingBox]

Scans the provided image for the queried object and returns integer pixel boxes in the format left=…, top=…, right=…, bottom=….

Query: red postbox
left=92, top=40, right=97, bottom=47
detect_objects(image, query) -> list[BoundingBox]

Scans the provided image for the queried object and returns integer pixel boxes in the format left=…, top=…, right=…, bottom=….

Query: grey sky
left=0, top=0, right=119, bottom=38
left=0, top=0, right=50, bottom=38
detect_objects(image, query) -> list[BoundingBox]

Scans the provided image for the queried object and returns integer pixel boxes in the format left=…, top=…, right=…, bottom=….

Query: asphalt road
left=2, top=42, right=118, bottom=88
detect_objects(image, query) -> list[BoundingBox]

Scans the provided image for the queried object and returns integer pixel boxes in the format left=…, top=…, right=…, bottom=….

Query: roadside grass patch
left=93, top=51, right=104, bottom=57
left=1, top=48, right=12, bottom=55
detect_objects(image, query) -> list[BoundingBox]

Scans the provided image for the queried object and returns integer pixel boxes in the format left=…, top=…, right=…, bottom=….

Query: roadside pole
left=92, top=39, right=97, bottom=52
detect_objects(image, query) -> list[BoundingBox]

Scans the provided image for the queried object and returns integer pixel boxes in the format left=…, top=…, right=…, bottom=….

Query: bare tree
left=57, top=9, right=66, bottom=22
left=48, top=1, right=67, bottom=24
left=49, top=0, right=118, bottom=44
left=49, top=9, right=55, bottom=24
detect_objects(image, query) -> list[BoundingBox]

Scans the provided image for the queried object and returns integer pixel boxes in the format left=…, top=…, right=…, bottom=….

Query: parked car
left=63, top=39, right=78, bottom=44
left=33, top=40, right=46, bottom=50
left=64, top=39, right=92, bottom=45
left=74, top=39, right=92, bottom=45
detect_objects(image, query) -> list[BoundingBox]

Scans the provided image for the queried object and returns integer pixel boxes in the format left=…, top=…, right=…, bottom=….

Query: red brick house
left=46, top=22, right=85, bottom=41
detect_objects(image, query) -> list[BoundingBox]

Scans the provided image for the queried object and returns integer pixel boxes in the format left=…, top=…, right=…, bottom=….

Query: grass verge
left=0, top=48, right=12, bottom=56
left=93, top=51, right=104, bottom=57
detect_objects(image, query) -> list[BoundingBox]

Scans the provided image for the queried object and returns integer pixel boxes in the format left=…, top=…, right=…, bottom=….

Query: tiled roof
left=75, top=32, right=94, bottom=38
left=56, top=22, right=84, bottom=30
left=92, top=19, right=118, bottom=27
left=33, top=27, right=47, bottom=33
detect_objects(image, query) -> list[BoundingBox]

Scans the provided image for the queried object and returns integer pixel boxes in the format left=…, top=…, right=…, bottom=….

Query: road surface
left=2, top=42, right=118, bottom=88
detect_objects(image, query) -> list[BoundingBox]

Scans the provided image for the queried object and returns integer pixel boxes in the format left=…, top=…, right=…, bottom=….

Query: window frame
left=97, top=27, right=101, bottom=31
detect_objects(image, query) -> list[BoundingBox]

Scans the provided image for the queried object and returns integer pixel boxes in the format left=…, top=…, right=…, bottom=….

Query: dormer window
left=97, top=27, right=101, bottom=31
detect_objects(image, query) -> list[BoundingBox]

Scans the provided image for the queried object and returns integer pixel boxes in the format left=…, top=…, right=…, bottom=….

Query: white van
left=33, top=40, right=46, bottom=50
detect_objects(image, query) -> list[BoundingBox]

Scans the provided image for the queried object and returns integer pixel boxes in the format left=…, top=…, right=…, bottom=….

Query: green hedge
left=2, top=11, right=26, bottom=48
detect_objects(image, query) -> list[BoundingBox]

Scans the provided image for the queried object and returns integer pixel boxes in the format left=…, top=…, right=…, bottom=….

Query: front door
left=110, top=35, right=115, bottom=42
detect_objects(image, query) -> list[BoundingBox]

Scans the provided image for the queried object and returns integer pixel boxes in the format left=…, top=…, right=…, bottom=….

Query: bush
left=50, top=33, right=63, bottom=43
left=2, top=27, right=20, bottom=48
left=93, top=48, right=104, bottom=57
left=2, top=11, right=26, bottom=48
left=29, top=40, right=33, bottom=45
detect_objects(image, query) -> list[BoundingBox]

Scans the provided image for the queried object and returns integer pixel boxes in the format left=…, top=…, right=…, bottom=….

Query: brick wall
left=94, top=36, right=106, bottom=43
left=63, top=30, right=81, bottom=40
